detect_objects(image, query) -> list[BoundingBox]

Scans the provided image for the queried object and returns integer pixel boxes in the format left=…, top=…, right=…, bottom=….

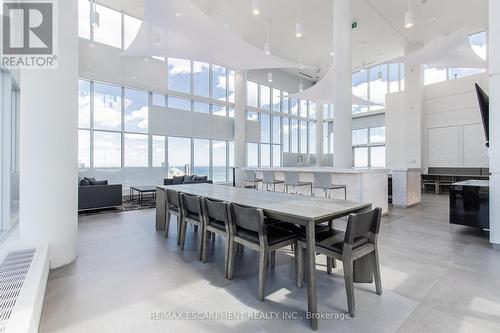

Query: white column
left=315, top=104, right=324, bottom=166
left=403, top=61, right=424, bottom=168
left=333, top=0, right=352, bottom=168
left=19, top=0, right=79, bottom=268
left=234, top=70, right=247, bottom=185
left=489, top=0, right=500, bottom=247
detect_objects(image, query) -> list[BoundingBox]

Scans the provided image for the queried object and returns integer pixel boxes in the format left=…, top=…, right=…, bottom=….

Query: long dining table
left=156, top=183, right=372, bottom=330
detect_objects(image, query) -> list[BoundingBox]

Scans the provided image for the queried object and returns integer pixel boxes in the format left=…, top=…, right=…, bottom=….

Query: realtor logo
left=1, top=0, right=58, bottom=68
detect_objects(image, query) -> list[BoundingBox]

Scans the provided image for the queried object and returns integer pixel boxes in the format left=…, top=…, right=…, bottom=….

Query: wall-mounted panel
left=428, top=126, right=460, bottom=166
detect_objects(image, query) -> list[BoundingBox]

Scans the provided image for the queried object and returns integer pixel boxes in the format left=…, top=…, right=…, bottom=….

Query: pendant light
left=295, top=0, right=303, bottom=38
left=299, top=77, right=304, bottom=92
left=252, top=0, right=260, bottom=16
left=404, top=0, right=414, bottom=29
left=268, top=70, right=273, bottom=83
left=90, top=0, right=99, bottom=28
left=264, top=19, right=271, bottom=55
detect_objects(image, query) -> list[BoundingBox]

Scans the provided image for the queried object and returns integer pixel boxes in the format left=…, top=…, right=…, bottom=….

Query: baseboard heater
left=0, top=245, right=49, bottom=333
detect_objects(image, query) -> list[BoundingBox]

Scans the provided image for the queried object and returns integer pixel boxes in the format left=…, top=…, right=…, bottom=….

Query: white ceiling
left=99, top=0, right=488, bottom=81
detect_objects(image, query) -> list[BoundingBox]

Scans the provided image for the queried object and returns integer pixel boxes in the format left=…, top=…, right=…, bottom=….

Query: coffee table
left=130, top=185, right=157, bottom=205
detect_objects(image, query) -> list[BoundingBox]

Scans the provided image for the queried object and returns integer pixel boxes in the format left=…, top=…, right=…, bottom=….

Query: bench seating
left=421, top=167, right=489, bottom=194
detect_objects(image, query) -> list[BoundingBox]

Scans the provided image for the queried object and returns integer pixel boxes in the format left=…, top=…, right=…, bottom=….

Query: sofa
left=163, top=175, right=213, bottom=186
left=78, top=177, right=123, bottom=211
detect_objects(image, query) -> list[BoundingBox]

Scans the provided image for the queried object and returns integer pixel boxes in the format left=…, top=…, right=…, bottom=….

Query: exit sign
left=352, top=21, right=357, bottom=29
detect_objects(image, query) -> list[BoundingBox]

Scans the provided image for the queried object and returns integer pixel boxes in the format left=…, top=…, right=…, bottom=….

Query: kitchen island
left=242, top=167, right=389, bottom=214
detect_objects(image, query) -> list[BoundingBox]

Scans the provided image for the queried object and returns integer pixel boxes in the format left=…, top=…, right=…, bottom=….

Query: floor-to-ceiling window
left=352, top=126, right=386, bottom=168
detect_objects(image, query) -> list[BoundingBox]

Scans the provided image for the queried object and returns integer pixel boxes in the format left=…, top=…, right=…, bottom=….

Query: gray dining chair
left=164, top=189, right=182, bottom=241
left=179, top=193, right=204, bottom=260
left=284, top=171, right=313, bottom=195
left=262, top=170, right=284, bottom=192
left=312, top=172, right=347, bottom=199
left=244, top=170, right=262, bottom=189
left=296, top=207, right=383, bottom=317
left=201, top=197, right=231, bottom=277
left=227, top=203, right=298, bottom=301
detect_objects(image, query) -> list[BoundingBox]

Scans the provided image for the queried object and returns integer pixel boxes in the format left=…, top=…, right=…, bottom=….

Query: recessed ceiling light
left=175, top=12, right=181, bottom=17
left=252, top=0, right=260, bottom=16
left=330, top=51, right=335, bottom=56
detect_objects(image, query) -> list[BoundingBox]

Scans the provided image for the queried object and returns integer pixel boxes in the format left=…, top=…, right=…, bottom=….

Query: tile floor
left=39, top=193, right=500, bottom=333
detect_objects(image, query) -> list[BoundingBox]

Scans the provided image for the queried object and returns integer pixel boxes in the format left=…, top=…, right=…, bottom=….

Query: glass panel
left=152, top=93, right=166, bottom=107
left=282, top=91, right=289, bottom=114
left=93, top=82, right=122, bottom=131
left=300, top=100, right=308, bottom=118
left=168, top=96, right=191, bottom=111
left=260, top=113, right=270, bottom=143
left=228, top=70, right=235, bottom=103
left=212, top=104, right=227, bottom=117
left=323, top=122, right=329, bottom=154
left=272, top=88, right=281, bottom=112
left=352, top=70, right=368, bottom=113
left=247, top=111, right=258, bottom=121
left=168, top=137, right=191, bottom=176
left=152, top=135, right=166, bottom=167
left=352, top=128, right=368, bottom=145
left=123, top=14, right=141, bottom=49
left=282, top=118, right=289, bottom=153
left=78, top=129, right=90, bottom=168
left=78, top=79, right=90, bottom=128
left=300, top=120, right=308, bottom=153
left=272, top=116, right=281, bottom=144
left=370, top=146, right=386, bottom=168
left=389, top=63, right=399, bottom=93
left=247, top=81, right=258, bottom=107
left=290, top=119, right=298, bottom=153
left=212, top=65, right=227, bottom=101
left=424, top=66, right=447, bottom=85
left=272, top=144, right=281, bottom=167
left=124, top=88, right=148, bottom=133
left=93, top=131, right=121, bottom=168
left=78, top=0, right=90, bottom=39
left=124, top=133, right=148, bottom=167
left=260, top=144, right=270, bottom=167
left=369, top=126, right=386, bottom=143
left=260, top=84, right=271, bottom=110
left=369, top=64, right=387, bottom=110
left=309, top=102, right=316, bottom=119
left=193, top=101, right=210, bottom=113
left=309, top=121, right=316, bottom=154
left=193, top=61, right=210, bottom=97
left=212, top=141, right=227, bottom=182
left=193, top=139, right=210, bottom=176
left=290, top=98, right=298, bottom=115
left=94, top=4, right=121, bottom=48
left=448, top=68, right=484, bottom=80
left=354, top=147, right=368, bottom=168
left=168, top=58, right=191, bottom=93
left=399, top=63, right=405, bottom=90
left=247, top=143, right=258, bottom=167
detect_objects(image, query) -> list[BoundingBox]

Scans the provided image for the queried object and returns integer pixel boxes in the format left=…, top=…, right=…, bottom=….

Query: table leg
left=306, top=220, right=318, bottom=330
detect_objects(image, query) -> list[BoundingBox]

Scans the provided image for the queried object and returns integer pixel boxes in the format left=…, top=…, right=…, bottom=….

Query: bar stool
left=262, top=170, right=284, bottom=191
left=244, top=170, right=262, bottom=189
left=283, top=171, right=313, bottom=195
left=312, top=172, right=347, bottom=199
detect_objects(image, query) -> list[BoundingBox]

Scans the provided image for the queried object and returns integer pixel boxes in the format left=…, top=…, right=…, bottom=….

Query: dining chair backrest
left=284, top=171, right=300, bottom=186
left=180, top=193, right=203, bottom=216
left=244, top=170, right=257, bottom=182
left=313, top=172, right=332, bottom=188
left=344, top=207, right=382, bottom=245
left=262, top=171, right=276, bottom=183
left=166, top=189, right=180, bottom=208
left=203, top=197, right=229, bottom=228
left=230, top=203, right=265, bottom=235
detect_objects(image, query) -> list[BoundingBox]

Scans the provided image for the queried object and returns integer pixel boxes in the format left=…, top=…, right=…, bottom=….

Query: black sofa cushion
left=172, top=176, right=185, bottom=185
left=89, top=179, right=108, bottom=185
left=183, top=175, right=195, bottom=183
left=193, top=175, right=208, bottom=183
left=79, top=178, right=90, bottom=186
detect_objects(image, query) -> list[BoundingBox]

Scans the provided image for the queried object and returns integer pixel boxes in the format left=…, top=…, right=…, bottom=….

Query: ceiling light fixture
left=299, top=58, right=304, bottom=70
left=264, top=42, right=271, bottom=55
left=295, top=0, right=303, bottom=38
left=252, top=0, right=260, bottom=16
left=404, top=0, right=414, bottom=29
left=330, top=50, right=335, bottom=56
left=268, top=70, right=273, bottom=83
left=299, top=78, right=304, bottom=92
left=90, top=0, right=99, bottom=28
left=265, top=19, right=271, bottom=55
left=175, top=12, right=181, bottom=17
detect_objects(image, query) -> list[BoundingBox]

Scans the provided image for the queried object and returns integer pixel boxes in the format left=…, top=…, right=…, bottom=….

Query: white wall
left=19, top=0, right=79, bottom=268
left=386, top=72, right=489, bottom=168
